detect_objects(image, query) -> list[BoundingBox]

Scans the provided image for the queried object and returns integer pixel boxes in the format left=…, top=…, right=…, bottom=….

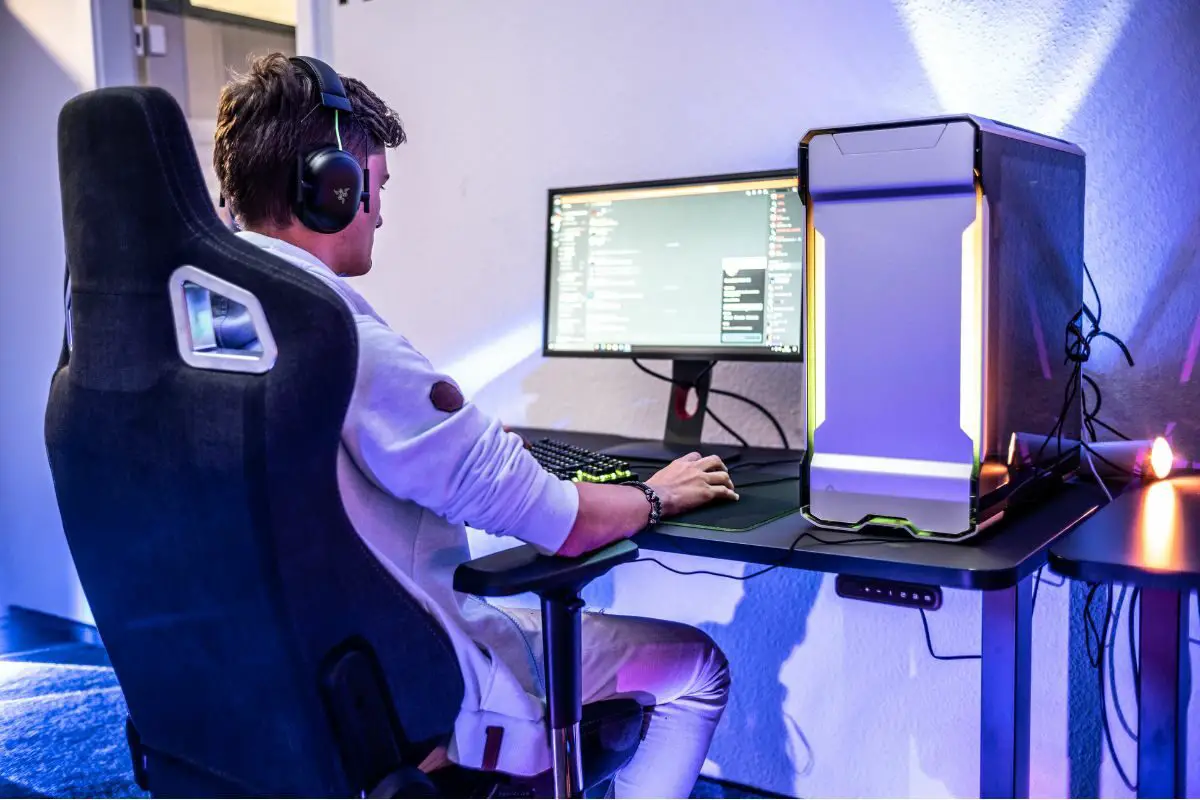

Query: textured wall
left=328, top=0, right=1200, bottom=795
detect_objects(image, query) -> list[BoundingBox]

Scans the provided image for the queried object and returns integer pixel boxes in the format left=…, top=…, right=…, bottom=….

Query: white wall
left=322, top=1, right=1200, bottom=796
left=0, top=0, right=134, bottom=622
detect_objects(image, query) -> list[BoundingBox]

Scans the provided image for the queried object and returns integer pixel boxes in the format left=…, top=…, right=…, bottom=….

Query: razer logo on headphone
left=334, top=187, right=351, bottom=204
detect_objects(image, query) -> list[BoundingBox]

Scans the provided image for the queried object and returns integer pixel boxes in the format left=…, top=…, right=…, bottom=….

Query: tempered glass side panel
left=979, top=132, right=1085, bottom=495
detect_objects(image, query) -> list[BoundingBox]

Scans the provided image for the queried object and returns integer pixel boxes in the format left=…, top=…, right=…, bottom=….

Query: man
left=213, top=53, right=734, bottom=797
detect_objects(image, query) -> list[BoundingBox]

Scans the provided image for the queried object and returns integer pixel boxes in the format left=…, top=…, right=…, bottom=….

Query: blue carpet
left=0, top=645, right=145, bottom=799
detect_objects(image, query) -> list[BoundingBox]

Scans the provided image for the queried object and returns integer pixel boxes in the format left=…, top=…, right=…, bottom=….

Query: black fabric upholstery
left=46, top=86, right=463, bottom=797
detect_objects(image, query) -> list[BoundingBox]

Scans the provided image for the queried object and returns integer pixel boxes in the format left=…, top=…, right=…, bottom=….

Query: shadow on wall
left=0, top=3, right=89, bottom=619
left=697, top=568, right=822, bottom=795
left=691, top=572, right=982, bottom=798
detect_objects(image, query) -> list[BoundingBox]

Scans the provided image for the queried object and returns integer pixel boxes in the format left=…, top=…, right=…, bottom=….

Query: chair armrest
left=453, top=540, right=639, bottom=598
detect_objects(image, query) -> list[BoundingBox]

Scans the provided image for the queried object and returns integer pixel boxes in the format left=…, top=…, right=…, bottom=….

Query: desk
left=522, top=428, right=1106, bottom=798
left=1048, top=475, right=1200, bottom=798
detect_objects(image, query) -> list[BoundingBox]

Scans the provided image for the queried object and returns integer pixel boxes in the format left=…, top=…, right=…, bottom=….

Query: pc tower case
left=798, top=115, right=1085, bottom=540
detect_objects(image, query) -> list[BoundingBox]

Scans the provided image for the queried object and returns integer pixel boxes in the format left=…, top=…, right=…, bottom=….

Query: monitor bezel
left=542, top=167, right=804, bottom=363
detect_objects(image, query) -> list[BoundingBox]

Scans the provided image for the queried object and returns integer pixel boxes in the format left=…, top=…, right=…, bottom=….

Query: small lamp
left=1006, top=432, right=1175, bottom=481
left=1087, top=436, right=1174, bottom=481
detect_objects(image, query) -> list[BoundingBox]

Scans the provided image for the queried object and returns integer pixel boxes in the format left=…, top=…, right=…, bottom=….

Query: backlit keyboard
left=530, top=438, right=639, bottom=484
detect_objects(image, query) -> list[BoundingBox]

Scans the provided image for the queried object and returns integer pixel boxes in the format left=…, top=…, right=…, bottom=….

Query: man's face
left=332, top=150, right=389, bottom=277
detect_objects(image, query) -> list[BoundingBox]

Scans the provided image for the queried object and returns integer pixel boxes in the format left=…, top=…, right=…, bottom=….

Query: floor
left=0, top=611, right=766, bottom=799
left=0, top=613, right=140, bottom=798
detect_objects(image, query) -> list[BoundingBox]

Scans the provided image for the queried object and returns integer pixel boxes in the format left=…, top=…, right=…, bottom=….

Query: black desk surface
left=522, top=428, right=1108, bottom=591
left=1048, top=475, right=1200, bottom=591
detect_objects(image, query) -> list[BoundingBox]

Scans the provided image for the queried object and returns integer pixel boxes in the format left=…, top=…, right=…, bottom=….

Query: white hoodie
left=235, top=231, right=579, bottom=776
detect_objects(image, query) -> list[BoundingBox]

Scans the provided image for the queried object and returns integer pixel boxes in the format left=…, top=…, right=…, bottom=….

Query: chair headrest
left=58, top=85, right=223, bottom=296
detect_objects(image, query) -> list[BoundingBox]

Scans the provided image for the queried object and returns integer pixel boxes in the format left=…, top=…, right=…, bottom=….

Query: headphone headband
left=289, top=56, right=352, bottom=113
left=288, top=56, right=369, bottom=234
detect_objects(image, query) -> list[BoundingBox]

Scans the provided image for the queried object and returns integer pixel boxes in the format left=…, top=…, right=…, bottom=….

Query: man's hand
left=646, top=453, right=738, bottom=516
left=556, top=452, right=738, bottom=558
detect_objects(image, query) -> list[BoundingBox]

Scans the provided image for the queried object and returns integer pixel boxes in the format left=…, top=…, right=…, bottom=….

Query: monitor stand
left=600, top=359, right=743, bottom=464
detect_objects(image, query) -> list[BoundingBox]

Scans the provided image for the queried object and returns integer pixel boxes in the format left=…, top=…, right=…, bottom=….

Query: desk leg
left=980, top=576, right=1032, bottom=798
left=1137, top=587, right=1187, bottom=798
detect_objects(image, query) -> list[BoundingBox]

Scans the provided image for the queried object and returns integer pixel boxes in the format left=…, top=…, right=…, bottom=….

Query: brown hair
left=213, top=52, right=405, bottom=228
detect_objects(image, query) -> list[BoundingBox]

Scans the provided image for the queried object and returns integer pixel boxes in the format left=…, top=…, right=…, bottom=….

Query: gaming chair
left=45, top=84, right=645, bottom=798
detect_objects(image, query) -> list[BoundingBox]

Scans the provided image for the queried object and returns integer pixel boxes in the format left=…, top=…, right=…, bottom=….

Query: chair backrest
left=45, top=85, right=464, bottom=797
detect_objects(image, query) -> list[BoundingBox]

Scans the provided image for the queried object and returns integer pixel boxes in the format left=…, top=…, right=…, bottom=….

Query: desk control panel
left=531, top=438, right=640, bottom=484
left=836, top=574, right=943, bottom=610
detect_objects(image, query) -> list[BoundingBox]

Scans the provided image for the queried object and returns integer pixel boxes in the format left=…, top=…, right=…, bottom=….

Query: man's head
left=214, top=53, right=405, bottom=276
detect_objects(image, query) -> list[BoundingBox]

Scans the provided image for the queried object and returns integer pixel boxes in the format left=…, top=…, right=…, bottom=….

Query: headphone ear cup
left=293, top=146, right=364, bottom=234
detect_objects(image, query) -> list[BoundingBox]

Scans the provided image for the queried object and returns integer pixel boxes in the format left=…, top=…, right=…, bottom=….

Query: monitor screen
left=543, top=170, right=804, bottom=361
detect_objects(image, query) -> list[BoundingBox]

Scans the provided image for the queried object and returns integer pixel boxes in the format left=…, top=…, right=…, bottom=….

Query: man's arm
left=343, top=319, right=737, bottom=557
left=343, top=319, right=577, bottom=554
left=557, top=454, right=738, bottom=557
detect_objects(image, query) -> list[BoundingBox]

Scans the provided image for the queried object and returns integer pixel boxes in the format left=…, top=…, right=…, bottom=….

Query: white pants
left=502, top=607, right=731, bottom=799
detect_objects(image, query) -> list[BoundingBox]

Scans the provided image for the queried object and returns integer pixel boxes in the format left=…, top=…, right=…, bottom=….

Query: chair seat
left=422, top=699, right=651, bottom=798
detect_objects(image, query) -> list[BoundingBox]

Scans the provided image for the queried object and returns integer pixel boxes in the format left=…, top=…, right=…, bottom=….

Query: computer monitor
left=542, top=169, right=803, bottom=461
left=543, top=169, right=804, bottom=361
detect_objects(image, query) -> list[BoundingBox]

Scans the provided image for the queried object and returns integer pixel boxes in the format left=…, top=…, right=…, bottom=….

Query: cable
left=1079, top=373, right=1136, bottom=443
left=1129, top=587, right=1140, bottom=704
left=635, top=556, right=785, bottom=582
left=1084, top=583, right=1104, bottom=668
left=1083, top=447, right=1114, bottom=502
left=1038, top=570, right=1067, bottom=589
left=1080, top=440, right=1139, bottom=478
left=708, top=386, right=791, bottom=449
left=632, top=358, right=749, bottom=446
left=1076, top=262, right=1136, bottom=450
left=729, top=458, right=803, bottom=472
left=1028, top=261, right=1136, bottom=508
left=633, top=528, right=899, bottom=582
left=631, top=357, right=715, bottom=391
left=1085, top=260, right=1103, bottom=324
left=640, top=527, right=984, bottom=665
left=917, top=608, right=982, bottom=661
left=1096, top=585, right=1137, bottom=793
left=1080, top=582, right=1137, bottom=791
left=1030, top=567, right=1071, bottom=614
left=1001, top=443, right=1082, bottom=509
left=1108, top=587, right=1137, bottom=742
left=631, top=358, right=790, bottom=449
left=705, top=405, right=749, bottom=449
left=728, top=475, right=797, bottom=489
left=640, top=542, right=986, bottom=665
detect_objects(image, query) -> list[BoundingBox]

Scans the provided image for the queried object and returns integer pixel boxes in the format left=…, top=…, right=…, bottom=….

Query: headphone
left=289, top=56, right=370, bottom=234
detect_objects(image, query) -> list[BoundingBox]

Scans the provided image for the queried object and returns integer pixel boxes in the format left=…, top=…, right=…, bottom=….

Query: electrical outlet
left=133, top=24, right=167, bottom=57
left=835, top=574, right=942, bottom=610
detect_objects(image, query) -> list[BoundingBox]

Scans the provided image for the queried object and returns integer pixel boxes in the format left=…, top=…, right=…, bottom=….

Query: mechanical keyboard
left=530, top=438, right=639, bottom=484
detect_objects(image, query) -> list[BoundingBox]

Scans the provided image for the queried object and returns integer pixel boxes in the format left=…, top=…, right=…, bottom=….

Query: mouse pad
left=666, top=478, right=801, bottom=532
